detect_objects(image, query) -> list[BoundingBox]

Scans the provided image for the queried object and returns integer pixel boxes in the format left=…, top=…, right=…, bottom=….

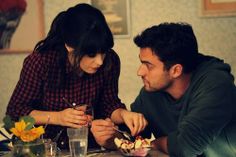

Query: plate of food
left=114, top=136, right=151, bottom=157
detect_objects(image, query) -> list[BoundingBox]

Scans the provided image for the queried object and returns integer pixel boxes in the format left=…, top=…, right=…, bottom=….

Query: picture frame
left=91, top=0, right=131, bottom=38
left=0, top=0, right=45, bottom=54
left=200, top=0, right=236, bottom=17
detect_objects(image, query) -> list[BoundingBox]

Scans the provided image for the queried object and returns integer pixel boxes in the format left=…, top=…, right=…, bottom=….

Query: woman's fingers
left=59, top=108, right=90, bottom=127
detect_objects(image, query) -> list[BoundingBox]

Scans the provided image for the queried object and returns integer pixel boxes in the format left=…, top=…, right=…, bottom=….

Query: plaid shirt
left=6, top=50, right=126, bottom=149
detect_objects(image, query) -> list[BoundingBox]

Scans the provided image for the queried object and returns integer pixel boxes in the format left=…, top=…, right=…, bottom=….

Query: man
left=131, top=22, right=236, bottom=157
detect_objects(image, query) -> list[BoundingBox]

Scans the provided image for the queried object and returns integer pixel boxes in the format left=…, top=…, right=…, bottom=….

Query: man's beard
left=144, top=79, right=172, bottom=93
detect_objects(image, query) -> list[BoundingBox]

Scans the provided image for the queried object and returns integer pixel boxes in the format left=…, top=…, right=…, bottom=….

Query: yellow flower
left=20, top=126, right=45, bottom=142
left=10, top=120, right=28, bottom=137
left=9, top=119, right=45, bottom=142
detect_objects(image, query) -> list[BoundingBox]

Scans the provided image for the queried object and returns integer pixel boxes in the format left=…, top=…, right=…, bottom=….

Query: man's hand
left=120, top=110, right=148, bottom=136
left=90, top=118, right=116, bottom=148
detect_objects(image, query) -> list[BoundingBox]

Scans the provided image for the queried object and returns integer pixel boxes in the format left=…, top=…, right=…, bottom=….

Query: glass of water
left=67, top=127, right=88, bottom=157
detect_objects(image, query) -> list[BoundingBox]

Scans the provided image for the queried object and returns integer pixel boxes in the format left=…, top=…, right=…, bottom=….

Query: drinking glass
left=67, top=127, right=88, bottom=157
left=44, top=139, right=57, bottom=157
left=12, top=139, right=45, bottom=157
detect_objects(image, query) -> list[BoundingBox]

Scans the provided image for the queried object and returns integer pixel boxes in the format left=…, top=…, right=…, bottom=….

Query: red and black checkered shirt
left=6, top=50, right=126, bottom=149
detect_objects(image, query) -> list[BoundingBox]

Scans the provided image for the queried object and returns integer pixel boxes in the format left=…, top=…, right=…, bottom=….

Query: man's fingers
left=136, top=116, right=143, bottom=134
left=133, top=119, right=140, bottom=136
left=125, top=120, right=135, bottom=136
left=92, top=124, right=115, bottom=132
left=127, top=114, right=148, bottom=136
left=92, top=119, right=114, bottom=127
left=135, top=115, right=147, bottom=135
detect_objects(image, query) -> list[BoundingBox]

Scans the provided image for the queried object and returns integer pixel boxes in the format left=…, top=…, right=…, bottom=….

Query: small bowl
left=118, top=147, right=151, bottom=157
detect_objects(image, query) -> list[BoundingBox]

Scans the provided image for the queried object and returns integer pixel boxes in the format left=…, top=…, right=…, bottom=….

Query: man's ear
left=169, top=64, right=183, bottom=78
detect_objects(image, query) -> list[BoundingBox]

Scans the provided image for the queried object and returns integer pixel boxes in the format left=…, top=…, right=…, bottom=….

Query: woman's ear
left=169, top=64, right=183, bottom=78
left=65, top=43, right=74, bottom=53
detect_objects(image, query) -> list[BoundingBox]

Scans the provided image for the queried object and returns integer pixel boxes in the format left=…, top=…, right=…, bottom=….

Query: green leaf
left=3, top=115, right=14, bottom=131
left=19, top=116, right=35, bottom=130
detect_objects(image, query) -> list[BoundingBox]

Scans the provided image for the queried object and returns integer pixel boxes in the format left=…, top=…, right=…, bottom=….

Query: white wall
left=1, top=0, right=236, bottom=122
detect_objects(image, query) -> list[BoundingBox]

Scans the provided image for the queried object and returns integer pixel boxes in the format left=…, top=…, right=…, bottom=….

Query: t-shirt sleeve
left=6, top=53, right=47, bottom=121
left=167, top=71, right=235, bottom=157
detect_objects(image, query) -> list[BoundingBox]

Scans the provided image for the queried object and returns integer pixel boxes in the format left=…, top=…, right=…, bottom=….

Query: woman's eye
left=87, top=53, right=96, bottom=57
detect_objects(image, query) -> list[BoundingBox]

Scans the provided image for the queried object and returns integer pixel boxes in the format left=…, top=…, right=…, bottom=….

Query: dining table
left=0, top=149, right=169, bottom=157
left=61, top=149, right=169, bottom=157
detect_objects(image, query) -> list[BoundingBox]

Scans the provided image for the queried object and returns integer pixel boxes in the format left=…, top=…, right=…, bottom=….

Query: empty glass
left=43, top=139, right=60, bottom=157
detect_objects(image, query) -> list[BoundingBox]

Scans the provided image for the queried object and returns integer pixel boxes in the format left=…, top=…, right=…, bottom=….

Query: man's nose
left=137, top=65, right=145, bottom=76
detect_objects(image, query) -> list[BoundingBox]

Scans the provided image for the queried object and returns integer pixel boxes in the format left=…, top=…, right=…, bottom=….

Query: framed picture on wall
left=0, top=0, right=45, bottom=54
left=91, top=0, right=131, bottom=38
left=200, top=0, right=236, bottom=17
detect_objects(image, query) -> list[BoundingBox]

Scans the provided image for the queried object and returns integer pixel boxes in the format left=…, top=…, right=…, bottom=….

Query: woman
left=6, top=3, right=147, bottom=149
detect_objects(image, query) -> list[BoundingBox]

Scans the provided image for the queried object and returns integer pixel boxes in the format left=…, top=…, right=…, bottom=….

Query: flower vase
left=12, top=139, right=45, bottom=157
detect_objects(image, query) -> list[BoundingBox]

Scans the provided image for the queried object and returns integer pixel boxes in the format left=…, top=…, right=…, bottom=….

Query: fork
left=113, top=127, right=135, bottom=142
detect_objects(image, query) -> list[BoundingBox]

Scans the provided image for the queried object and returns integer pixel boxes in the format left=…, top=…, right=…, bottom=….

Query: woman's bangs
left=81, top=33, right=111, bottom=55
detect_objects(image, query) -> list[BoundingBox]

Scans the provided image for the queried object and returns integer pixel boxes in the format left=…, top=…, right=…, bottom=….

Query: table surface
left=62, top=149, right=169, bottom=157
left=1, top=148, right=169, bottom=157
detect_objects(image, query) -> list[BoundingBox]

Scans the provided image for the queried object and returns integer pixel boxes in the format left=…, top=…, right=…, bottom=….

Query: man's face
left=137, top=48, right=173, bottom=92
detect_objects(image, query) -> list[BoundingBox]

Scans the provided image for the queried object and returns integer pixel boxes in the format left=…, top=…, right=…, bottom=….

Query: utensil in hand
left=113, top=127, right=135, bottom=142
left=62, top=97, right=76, bottom=109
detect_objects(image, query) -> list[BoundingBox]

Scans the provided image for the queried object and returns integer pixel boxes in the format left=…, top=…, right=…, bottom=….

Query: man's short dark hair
left=134, top=22, right=199, bottom=73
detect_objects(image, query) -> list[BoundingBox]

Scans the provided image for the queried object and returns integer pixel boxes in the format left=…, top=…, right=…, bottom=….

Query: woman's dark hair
left=34, top=3, right=114, bottom=87
left=134, top=22, right=199, bottom=73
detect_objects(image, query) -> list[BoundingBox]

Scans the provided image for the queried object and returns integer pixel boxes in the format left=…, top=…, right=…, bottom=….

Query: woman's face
left=65, top=44, right=105, bottom=74
left=80, top=53, right=106, bottom=74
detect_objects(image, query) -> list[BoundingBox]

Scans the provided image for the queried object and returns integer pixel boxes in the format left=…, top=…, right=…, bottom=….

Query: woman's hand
left=120, top=110, right=148, bottom=136
left=57, top=107, right=88, bottom=128
left=90, top=118, right=116, bottom=147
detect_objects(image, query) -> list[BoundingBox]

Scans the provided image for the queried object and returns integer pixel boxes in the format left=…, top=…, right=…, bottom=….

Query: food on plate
left=114, top=136, right=151, bottom=150
left=114, top=136, right=151, bottom=156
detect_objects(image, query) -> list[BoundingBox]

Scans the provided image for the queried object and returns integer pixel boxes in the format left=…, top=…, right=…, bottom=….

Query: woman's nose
left=95, top=53, right=104, bottom=66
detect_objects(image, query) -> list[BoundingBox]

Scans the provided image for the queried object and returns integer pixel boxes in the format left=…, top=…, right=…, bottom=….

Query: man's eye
left=146, top=64, right=154, bottom=70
